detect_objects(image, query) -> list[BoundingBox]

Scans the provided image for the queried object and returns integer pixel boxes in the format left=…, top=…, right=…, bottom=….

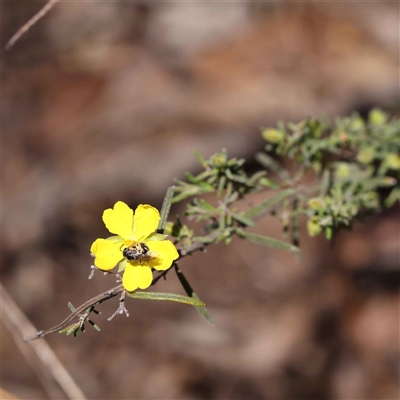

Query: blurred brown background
left=2, top=2, right=399, bottom=399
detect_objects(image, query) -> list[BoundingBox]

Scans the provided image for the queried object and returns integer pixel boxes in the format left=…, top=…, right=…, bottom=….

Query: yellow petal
left=91, top=238, right=124, bottom=271
left=134, top=204, right=160, bottom=241
left=122, top=264, right=153, bottom=291
left=146, top=240, right=179, bottom=271
left=102, top=201, right=134, bottom=240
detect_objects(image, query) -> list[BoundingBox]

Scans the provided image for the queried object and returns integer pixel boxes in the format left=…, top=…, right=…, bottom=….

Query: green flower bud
left=211, top=153, right=227, bottom=168
left=309, top=120, right=323, bottom=138
left=357, top=147, right=375, bottom=164
left=262, top=129, right=285, bottom=144
left=386, top=154, right=400, bottom=170
left=308, top=197, right=325, bottom=211
left=336, top=163, right=350, bottom=177
left=349, top=117, right=364, bottom=131
left=307, top=216, right=322, bottom=237
left=369, top=108, right=387, bottom=125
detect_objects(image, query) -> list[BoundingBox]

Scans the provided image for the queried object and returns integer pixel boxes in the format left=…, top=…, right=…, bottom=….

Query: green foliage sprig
left=172, top=108, right=398, bottom=246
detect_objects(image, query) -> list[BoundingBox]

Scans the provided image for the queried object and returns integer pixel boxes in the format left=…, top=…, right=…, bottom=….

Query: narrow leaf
left=158, top=186, right=175, bottom=232
left=225, top=191, right=238, bottom=205
left=244, top=189, right=296, bottom=219
left=172, top=184, right=213, bottom=203
left=259, top=177, right=280, bottom=189
left=185, top=172, right=200, bottom=184
left=385, top=187, right=400, bottom=207
left=128, top=291, right=205, bottom=307
left=217, top=175, right=226, bottom=196
left=236, top=228, right=299, bottom=254
left=88, top=320, right=101, bottom=331
left=196, top=169, right=215, bottom=181
left=194, top=150, right=207, bottom=168
left=247, top=171, right=267, bottom=186
left=174, top=266, right=215, bottom=325
left=225, top=169, right=247, bottom=183
left=198, top=198, right=216, bottom=212
left=232, top=213, right=256, bottom=227
left=255, top=152, right=290, bottom=180
left=192, top=236, right=215, bottom=243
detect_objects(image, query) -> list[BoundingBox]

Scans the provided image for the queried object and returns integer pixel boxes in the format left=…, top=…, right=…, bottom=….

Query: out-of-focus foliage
left=173, top=109, right=399, bottom=248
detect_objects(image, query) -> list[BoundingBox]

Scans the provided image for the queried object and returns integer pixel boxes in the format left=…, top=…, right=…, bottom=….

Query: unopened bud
left=262, top=129, right=285, bottom=144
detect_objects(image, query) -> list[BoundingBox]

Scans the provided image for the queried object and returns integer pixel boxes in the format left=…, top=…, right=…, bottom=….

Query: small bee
left=123, top=242, right=151, bottom=262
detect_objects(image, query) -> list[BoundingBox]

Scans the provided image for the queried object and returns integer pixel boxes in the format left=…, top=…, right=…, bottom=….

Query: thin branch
left=1, top=283, right=87, bottom=400
left=23, top=284, right=124, bottom=342
left=23, top=236, right=213, bottom=342
left=6, top=0, right=59, bottom=50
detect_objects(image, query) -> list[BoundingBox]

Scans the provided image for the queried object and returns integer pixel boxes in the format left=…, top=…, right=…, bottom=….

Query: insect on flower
left=90, top=202, right=179, bottom=291
left=122, top=242, right=151, bottom=261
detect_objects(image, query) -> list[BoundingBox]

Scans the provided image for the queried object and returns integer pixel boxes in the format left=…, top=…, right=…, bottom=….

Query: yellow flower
left=91, top=202, right=179, bottom=292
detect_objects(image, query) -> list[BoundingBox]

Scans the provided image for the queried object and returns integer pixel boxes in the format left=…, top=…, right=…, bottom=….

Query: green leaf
left=59, top=323, right=79, bottom=335
left=198, top=199, right=216, bottom=212
left=174, top=266, right=215, bottom=325
left=172, top=184, right=213, bottom=203
left=385, top=187, right=400, bottom=207
left=232, top=213, right=256, bottom=227
left=235, top=228, right=299, bottom=254
left=364, top=176, right=396, bottom=190
left=88, top=320, right=101, bottom=332
left=217, top=175, right=226, bottom=196
left=255, top=152, right=290, bottom=180
left=127, top=291, right=205, bottom=307
left=225, top=169, right=247, bottom=183
left=192, top=236, right=215, bottom=243
left=194, top=150, right=207, bottom=168
left=225, top=191, right=238, bottom=205
left=259, top=177, right=280, bottom=189
left=196, top=169, right=216, bottom=181
left=244, top=189, right=296, bottom=219
left=158, top=186, right=175, bottom=232
left=247, top=171, right=267, bottom=186
left=216, top=229, right=231, bottom=243
left=185, top=172, right=200, bottom=184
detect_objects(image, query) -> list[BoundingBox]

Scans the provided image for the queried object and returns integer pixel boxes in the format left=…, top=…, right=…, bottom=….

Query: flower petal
left=122, top=264, right=153, bottom=291
left=102, top=201, right=134, bottom=240
left=134, top=204, right=160, bottom=241
left=91, top=238, right=124, bottom=271
left=146, top=240, right=179, bottom=271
